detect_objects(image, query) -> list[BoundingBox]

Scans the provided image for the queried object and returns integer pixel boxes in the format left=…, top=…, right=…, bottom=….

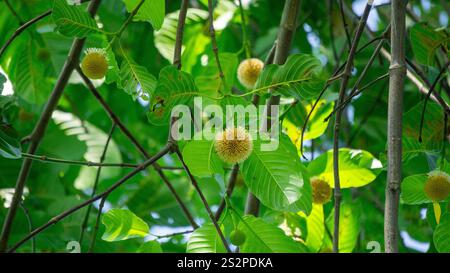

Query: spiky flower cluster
left=214, top=127, right=253, bottom=164
left=311, top=177, right=332, bottom=204
left=80, top=48, right=109, bottom=80
left=424, top=171, right=450, bottom=202
left=237, top=58, right=264, bottom=89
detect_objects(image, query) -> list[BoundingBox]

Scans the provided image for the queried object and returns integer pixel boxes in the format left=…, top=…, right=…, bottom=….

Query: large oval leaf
left=325, top=202, right=361, bottom=253
left=182, top=139, right=223, bottom=177
left=401, top=174, right=431, bottom=205
left=241, top=135, right=312, bottom=213
left=434, top=213, right=450, bottom=253
left=52, top=0, right=100, bottom=38
left=254, top=54, right=325, bottom=101
left=122, top=0, right=165, bottom=30
left=147, top=66, right=198, bottom=125
left=238, top=215, right=308, bottom=253
left=186, top=223, right=226, bottom=253
left=154, top=8, right=209, bottom=71
left=101, top=209, right=149, bottom=242
left=119, top=54, right=157, bottom=100
left=307, top=148, right=382, bottom=188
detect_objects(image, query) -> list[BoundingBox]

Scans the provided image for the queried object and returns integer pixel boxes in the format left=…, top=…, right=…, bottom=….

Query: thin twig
left=19, top=202, right=35, bottom=253
left=20, top=152, right=137, bottom=168
left=173, top=0, right=189, bottom=69
left=4, top=0, right=24, bottom=24
left=418, top=62, right=450, bottom=142
left=79, top=124, right=116, bottom=246
left=0, top=10, right=51, bottom=60
left=173, top=147, right=231, bottom=252
left=8, top=145, right=172, bottom=253
left=207, top=0, right=225, bottom=84
left=153, top=230, right=194, bottom=239
left=332, top=0, right=373, bottom=253
left=88, top=195, right=108, bottom=253
left=238, top=0, right=251, bottom=58
left=215, top=164, right=239, bottom=221
left=326, top=72, right=389, bottom=122
left=338, top=0, right=352, bottom=51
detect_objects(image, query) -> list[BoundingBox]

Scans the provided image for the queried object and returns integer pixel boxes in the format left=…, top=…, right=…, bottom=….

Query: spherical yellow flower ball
left=80, top=48, right=108, bottom=80
left=237, top=58, right=264, bottom=89
left=214, top=127, right=253, bottom=164
left=424, top=171, right=450, bottom=202
left=311, top=177, right=332, bottom=204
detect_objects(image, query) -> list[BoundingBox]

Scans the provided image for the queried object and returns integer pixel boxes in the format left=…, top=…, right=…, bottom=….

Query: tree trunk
left=385, top=0, right=407, bottom=253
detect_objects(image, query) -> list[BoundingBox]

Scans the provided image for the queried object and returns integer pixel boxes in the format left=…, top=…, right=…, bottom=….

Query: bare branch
left=332, top=0, right=373, bottom=253
left=8, top=145, right=172, bottom=253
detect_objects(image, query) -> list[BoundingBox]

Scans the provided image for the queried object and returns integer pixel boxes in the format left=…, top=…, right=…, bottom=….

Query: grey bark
left=385, top=0, right=407, bottom=253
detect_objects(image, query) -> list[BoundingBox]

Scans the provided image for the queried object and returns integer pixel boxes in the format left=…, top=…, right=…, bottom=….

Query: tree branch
left=215, top=164, right=239, bottom=221
left=0, top=10, right=51, bottom=59
left=79, top=123, right=116, bottom=247
left=20, top=152, right=137, bottom=168
left=332, top=0, right=373, bottom=253
left=76, top=66, right=199, bottom=230
left=245, top=0, right=301, bottom=216
left=8, top=144, right=171, bottom=253
left=173, top=0, right=189, bottom=69
left=0, top=0, right=102, bottom=252
left=173, top=147, right=231, bottom=253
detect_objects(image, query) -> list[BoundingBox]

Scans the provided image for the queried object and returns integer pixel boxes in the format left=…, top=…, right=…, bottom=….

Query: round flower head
left=229, top=229, right=246, bottom=246
left=214, top=127, right=253, bottom=164
left=424, top=171, right=450, bottom=202
left=311, top=177, right=332, bottom=204
left=81, top=48, right=109, bottom=80
left=237, top=58, right=264, bottom=89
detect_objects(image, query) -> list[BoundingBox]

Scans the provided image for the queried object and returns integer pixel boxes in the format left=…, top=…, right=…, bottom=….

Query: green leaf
left=326, top=202, right=360, bottom=253
left=187, top=223, right=226, bottom=253
left=11, top=41, right=49, bottom=104
left=410, top=23, right=449, bottom=66
left=101, top=209, right=149, bottom=242
left=254, top=54, right=325, bottom=100
left=195, top=53, right=238, bottom=96
left=51, top=111, right=121, bottom=190
left=0, top=123, right=21, bottom=159
left=119, top=54, right=157, bottom=100
left=283, top=100, right=334, bottom=146
left=148, top=66, right=198, bottom=125
left=299, top=203, right=324, bottom=252
left=403, top=102, right=445, bottom=161
left=434, top=213, right=450, bottom=253
left=307, top=148, right=382, bottom=188
left=137, top=240, right=163, bottom=253
left=122, top=0, right=165, bottom=30
left=401, top=174, right=431, bottom=205
left=52, top=0, right=100, bottom=38
left=241, top=135, right=312, bottom=213
left=154, top=8, right=209, bottom=70
left=182, top=139, right=224, bottom=177
left=238, top=215, right=308, bottom=253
